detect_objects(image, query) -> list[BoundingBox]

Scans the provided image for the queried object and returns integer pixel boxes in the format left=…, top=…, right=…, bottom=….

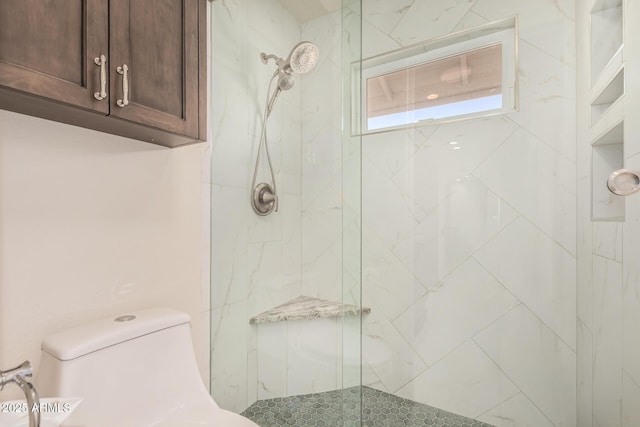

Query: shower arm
left=260, top=53, right=289, bottom=74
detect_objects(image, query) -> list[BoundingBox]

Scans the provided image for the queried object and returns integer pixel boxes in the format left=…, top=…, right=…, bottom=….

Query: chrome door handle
left=93, top=55, right=107, bottom=101
left=116, top=64, right=129, bottom=107
left=607, top=169, right=640, bottom=196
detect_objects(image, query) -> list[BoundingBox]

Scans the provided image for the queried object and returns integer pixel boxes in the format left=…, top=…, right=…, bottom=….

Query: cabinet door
left=0, top=0, right=109, bottom=114
left=109, top=0, right=200, bottom=138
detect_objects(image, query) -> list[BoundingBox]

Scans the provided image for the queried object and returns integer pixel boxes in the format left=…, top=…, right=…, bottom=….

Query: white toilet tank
left=37, top=308, right=216, bottom=427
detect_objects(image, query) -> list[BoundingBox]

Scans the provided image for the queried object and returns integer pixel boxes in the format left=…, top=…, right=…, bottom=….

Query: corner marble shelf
left=249, top=296, right=371, bottom=325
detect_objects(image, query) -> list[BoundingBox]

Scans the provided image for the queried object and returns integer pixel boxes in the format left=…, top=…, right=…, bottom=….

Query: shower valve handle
left=261, top=190, right=276, bottom=204
left=259, top=185, right=278, bottom=212
left=252, top=183, right=277, bottom=216
left=263, top=191, right=278, bottom=212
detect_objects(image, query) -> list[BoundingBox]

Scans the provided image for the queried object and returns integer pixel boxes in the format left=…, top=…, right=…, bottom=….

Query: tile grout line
left=472, top=335, right=560, bottom=427
left=503, top=80, right=578, bottom=166
left=470, top=126, right=578, bottom=258
left=473, top=251, right=579, bottom=355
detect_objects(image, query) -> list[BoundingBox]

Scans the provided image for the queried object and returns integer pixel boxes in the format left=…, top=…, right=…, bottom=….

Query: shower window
left=359, top=18, right=518, bottom=133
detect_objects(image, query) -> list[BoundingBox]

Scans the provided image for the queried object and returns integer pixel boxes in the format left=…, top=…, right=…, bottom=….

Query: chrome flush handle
left=93, top=55, right=107, bottom=101
left=116, top=64, right=129, bottom=107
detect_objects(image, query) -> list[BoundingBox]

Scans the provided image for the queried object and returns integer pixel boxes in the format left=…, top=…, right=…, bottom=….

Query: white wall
left=359, top=0, right=577, bottom=425
left=0, top=110, right=211, bottom=399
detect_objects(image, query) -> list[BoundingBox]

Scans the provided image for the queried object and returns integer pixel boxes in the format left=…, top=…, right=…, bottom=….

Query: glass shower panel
left=340, top=0, right=363, bottom=425
left=359, top=1, right=576, bottom=426
left=209, top=0, right=363, bottom=425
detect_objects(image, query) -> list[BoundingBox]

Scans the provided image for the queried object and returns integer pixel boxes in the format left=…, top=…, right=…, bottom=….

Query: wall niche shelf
left=592, top=121, right=625, bottom=221
left=590, top=0, right=623, bottom=86
left=591, top=66, right=624, bottom=125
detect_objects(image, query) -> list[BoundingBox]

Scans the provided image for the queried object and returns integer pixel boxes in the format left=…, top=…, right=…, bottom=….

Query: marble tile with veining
left=507, top=41, right=577, bottom=163
left=474, top=127, right=577, bottom=257
left=394, top=177, right=518, bottom=290
left=393, top=258, right=519, bottom=366
left=472, top=0, right=576, bottom=66
left=474, top=304, right=577, bottom=427
left=392, top=115, right=518, bottom=215
left=363, top=157, right=428, bottom=250
left=361, top=0, right=414, bottom=36
left=577, top=319, right=594, bottom=427
left=478, top=393, right=554, bottom=427
left=592, top=255, right=623, bottom=427
left=391, top=0, right=478, bottom=46
left=362, top=299, right=428, bottom=393
left=396, top=340, right=519, bottom=419
left=474, top=217, right=577, bottom=349
left=593, top=222, right=623, bottom=261
left=362, top=225, right=428, bottom=321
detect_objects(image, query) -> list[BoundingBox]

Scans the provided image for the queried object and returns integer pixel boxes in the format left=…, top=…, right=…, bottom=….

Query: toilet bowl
left=36, top=308, right=258, bottom=427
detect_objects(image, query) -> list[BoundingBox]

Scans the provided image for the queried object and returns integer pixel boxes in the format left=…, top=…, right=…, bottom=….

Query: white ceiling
left=278, top=0, right=342, bottom=23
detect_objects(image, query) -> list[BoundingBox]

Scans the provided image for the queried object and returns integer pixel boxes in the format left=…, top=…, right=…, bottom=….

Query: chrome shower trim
left=607, top=169, right=640, bottom=196
left=251, top=41, right=319, bottom=216
left=252, top=183, right=278, bottom=215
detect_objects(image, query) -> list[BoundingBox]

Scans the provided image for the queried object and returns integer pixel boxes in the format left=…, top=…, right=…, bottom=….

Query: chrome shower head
left=260, top=41, right=319, bottom=76
left=285, top=41, right=319, bottom=74
left=261, top=42, right=319, bottom=93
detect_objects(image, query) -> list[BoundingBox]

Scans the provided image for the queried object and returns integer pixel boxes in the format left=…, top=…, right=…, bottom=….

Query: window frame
left=355, top=17, right=519, bottom=135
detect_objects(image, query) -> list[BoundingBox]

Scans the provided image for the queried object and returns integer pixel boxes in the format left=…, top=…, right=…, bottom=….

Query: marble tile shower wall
left=300, top=11, right=348, bottom=303
left=576, top=1, right=640, bottom=426
left=209, top=0, right=303, bottom=414
left=357, top=1, right=577, bottom=426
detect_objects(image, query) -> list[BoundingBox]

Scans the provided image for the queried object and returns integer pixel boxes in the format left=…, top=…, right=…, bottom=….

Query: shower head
left=261, top=41, right=318, bottom=93
left=260, top=41, right=319, bottom=76
left=285, top=41, right=319, bottom=74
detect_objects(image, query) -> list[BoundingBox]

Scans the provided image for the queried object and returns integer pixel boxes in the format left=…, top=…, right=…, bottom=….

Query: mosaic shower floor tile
left=241, top=386, right=495, bottom=427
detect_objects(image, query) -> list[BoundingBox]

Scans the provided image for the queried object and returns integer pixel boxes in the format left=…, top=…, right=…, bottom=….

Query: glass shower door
left=340, top=0, right=363, bottom=425
left=359, top=0, right=578, bottom=426
left=209, top=0, right=363, bottom=425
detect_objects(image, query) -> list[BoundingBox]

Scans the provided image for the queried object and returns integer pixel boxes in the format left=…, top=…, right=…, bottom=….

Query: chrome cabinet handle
left=116, top=64, right=129, bottom=107
left=607, top=169, right=640, bottom=196
left=93, top=55, right=107, bottom=101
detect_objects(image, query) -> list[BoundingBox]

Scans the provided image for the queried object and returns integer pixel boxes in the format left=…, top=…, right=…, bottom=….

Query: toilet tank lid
left=42, top=308, right=191, bottom=361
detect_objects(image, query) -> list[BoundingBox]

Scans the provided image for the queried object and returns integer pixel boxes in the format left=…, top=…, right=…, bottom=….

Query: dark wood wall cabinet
left=0, top=0, right=207, bottom=148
